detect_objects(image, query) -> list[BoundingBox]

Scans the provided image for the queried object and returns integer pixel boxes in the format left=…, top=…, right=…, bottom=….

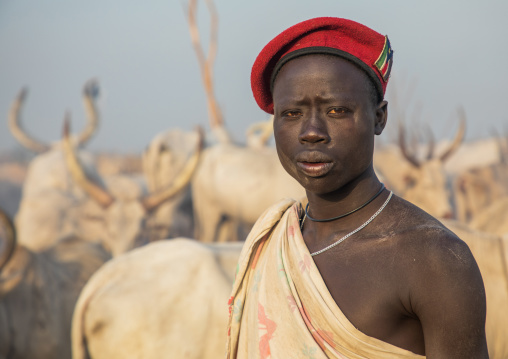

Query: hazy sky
left=1, top=0, right=507, bottom=153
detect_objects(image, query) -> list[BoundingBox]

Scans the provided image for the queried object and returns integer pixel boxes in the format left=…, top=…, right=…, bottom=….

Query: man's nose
left=298, top=114, right=330, bottom=144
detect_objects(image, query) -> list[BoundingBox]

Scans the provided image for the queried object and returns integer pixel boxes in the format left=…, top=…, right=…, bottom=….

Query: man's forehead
left=273, top=55, right=374, bottom=97
left=273, top=91, right=365, bottom=108
left=275, top=53, right=363, bottom=78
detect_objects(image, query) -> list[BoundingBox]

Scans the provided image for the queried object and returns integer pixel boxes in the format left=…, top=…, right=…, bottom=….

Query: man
left=226, top=17, right=488, bottom=358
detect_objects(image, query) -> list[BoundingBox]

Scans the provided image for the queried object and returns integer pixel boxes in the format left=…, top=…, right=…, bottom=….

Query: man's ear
left=374, top=100, right=388, bottom=135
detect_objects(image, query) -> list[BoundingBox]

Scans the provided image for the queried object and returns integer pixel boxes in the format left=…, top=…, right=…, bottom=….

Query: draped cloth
left=226, top=199, right=425, bottom=359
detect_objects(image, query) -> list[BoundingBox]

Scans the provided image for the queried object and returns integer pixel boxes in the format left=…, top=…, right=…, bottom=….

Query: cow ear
left=374, top=100, right=388, bottom=136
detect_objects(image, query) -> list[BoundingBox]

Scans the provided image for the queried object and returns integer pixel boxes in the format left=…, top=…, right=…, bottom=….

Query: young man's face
left=272, top=54, right=387, bottom=196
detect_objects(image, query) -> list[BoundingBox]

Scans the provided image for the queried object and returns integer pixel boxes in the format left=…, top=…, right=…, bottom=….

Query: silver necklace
left=305, top=184, right=385, bottom=222
left=301, top=191, right=393, bottom=257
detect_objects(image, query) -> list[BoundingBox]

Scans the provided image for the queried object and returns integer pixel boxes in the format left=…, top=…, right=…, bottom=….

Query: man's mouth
left=296, top=160, right=333, bottom=177
left=295, top=151, right=334, bottom=177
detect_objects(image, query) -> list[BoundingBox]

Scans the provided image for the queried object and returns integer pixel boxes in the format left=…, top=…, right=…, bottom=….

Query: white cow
left=142, top=128, right=203, bottom=239
left=12, top=79, right=104, bottom=249
left=16, top=119, right=203, bottom=256
left=192, top=143, right=305, bottom=242
left=72, top=239, right=242, bottom=359
left=374, top=118, right=465, bottom=218
left=451, top=137, right=508, bottom=224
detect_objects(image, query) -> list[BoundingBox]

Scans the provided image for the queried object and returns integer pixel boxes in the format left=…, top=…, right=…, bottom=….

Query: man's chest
left=310, top=240, right=423, bottom=344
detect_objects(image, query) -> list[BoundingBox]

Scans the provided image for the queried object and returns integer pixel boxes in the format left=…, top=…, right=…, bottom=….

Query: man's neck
left=305, top=169, right=382, bottom=219
left=302, top=171, right=386, bottom=248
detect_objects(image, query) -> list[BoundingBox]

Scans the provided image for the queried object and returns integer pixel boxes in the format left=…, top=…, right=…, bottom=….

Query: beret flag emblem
left=374, top=36, right=393, bottom=82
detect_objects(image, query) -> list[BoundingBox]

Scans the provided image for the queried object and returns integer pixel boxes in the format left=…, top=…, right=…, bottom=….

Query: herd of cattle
left=0, top=79, right=507, bottom=358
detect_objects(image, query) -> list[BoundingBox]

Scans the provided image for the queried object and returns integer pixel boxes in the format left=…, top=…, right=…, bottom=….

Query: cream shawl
left=226, top=199, right=425, bottom=359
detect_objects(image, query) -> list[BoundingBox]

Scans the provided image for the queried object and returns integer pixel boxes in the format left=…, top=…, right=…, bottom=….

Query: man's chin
left=296, top=177, right=339, bottom=196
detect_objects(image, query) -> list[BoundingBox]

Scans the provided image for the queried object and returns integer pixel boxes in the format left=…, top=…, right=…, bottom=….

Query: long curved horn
left=398, top=121, right=420, bottom=168
left=8, top=88, right=51, bottom=153
left=0, top=207, right=16, bottom=272
left=187, top=0, right=222, bottom=128
left=62, top=114, right=114, bottom=208
left=186, top=0, right=232, bottom=143
left=76, top=78, right=100, bottom=147
left=141, top=126, right=204, bottom=212
left=439, top=108, right=466, bottom=163
left=424, top=124, right=435, bottom=160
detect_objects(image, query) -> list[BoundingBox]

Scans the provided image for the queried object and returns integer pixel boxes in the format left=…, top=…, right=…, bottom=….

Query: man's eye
left=282, top=111, right=302, bottom=118
left=328, top=107, right=348, bottom=115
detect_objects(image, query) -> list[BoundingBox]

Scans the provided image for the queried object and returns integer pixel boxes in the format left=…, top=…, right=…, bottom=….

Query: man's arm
left=411, top=233, right=489, bottom=358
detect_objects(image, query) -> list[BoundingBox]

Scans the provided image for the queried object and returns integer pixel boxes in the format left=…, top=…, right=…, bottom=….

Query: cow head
left=62, top=119, right=204, bottom=256
left=375, top=111, right=466, bottom=219
left=396, top=115, right=466, bottom=218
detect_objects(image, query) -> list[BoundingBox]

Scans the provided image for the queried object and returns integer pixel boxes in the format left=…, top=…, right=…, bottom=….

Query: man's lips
left=295, top=152, right=334, bottom=177
left=296, top=161, right=333, bottom=177
left=295, top=151, right=333, bottom=163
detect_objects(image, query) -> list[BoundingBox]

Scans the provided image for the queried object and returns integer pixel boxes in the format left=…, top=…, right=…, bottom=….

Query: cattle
left=14, top=142, right=102, bottom=252
left=71, top=239, right=242, bottom=359
left=192, top=144, right=305, bottom=242
left=0, top=206, right=110, bottom=359
left=12, top=80, right=104, bottom=250
left=374, top=114, right=466, bottom=218
left=16, top=117, right=203, bottom=256
left=451, top=135, right=508, bottom=224
left=61, top=120, right=203, bottom=255
left=141, top=127, right=204, bottom=239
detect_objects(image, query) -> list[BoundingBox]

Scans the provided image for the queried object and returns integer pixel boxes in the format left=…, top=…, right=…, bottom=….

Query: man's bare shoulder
left=385, top=194, right=473, bottom=259
left=381, top=194, right=482, bottom=291
left=382, top=195, right=488, bottom=357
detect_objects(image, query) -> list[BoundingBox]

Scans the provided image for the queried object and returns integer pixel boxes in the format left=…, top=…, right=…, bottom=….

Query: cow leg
left=193, top=199, right=223, bottom=243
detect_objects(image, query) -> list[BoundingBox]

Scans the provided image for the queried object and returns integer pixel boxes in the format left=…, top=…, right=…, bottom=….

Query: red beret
left=251, top=17, right=393, bottom=114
